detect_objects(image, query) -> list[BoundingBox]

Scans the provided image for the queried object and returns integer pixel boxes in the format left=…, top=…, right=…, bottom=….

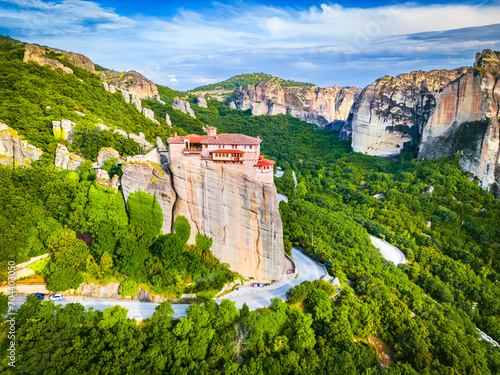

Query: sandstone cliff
left=420, top=50, right=500, bottom=198
left=229, top=82, right=361, bottom=127
left=0, top=123, right=43, bottom=167
left=99, top=70, right=159, bottom=100
left=46, top=47, right=95, bottom=72
left=169, top=156, right=285, bottom=282
left=345, top=68, right=464, bottom=157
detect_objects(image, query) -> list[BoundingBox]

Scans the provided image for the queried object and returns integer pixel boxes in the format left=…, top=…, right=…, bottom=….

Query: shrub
left=119, top=279, right=138, bottom=297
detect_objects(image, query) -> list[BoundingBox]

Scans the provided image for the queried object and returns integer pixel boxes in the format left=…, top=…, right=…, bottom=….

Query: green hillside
left=191, top=72, right=315, bottom=92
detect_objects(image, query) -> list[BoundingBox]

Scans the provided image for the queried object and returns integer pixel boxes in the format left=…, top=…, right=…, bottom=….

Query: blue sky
left=1, top=0, right=500, bottom=90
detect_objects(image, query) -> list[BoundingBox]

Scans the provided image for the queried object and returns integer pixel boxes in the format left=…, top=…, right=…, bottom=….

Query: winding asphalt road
left=14, top=249, right=326, bottom=319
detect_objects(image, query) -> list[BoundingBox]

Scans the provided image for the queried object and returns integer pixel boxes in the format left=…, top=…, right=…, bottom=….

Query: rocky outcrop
left=142, top=107, right=160, bottom=125
left=99, top=70, right=159, bottom=100
left=54, top=144, right=85, bottom=170
left=346, top=69, right=464, bottom=157
left=95, top=169, right=120, bottom=193
left=97, top=147, right=120, bottom=166
left=121, top=151, right=177, bottom=234
left=230, top=82, right=361, bottom=127
left=196, top=95, right=208, bottom=108
left=23, top=44, right=64, bottom=70
left=165, top=113, right=172, bottom=127
left=169, top=155, right=285, bottom=282
left=46, top=47, right=95, bottom=72
left=0, top=123, right=43, bottom=167
left=52, top=119, right=76, bottom=143
left=173, top=98, right=196, bottom=118
left=420, top=50, right=500, bottom=198
left=128, top=133, right=152, bottom=152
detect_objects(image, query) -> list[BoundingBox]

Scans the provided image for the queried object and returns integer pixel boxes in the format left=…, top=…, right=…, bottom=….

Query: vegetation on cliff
left=191, top=72, right=315, bottom=92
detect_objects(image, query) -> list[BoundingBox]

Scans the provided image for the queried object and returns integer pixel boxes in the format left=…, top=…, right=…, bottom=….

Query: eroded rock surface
left=99, top=70, right=159, bottom=100
left=173, top=98, right=196, bottom=118
left=54, top=144, right=85, bottom=170
left=346, top=69, right=463, bottom=157
left=230, top=82, right=361, bottom=127
left=420, top=50, right=500, bottom=198
left=0, top=123, right=43, bottom=167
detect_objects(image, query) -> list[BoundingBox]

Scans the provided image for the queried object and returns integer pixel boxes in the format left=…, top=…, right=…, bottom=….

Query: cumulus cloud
left=1, top=0, right=500, bottom=89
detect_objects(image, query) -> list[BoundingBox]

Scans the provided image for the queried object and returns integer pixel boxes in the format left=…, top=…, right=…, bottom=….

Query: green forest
left=1, top=35, right=500, bottom=374
left=191, top=72, right=314, bottom=92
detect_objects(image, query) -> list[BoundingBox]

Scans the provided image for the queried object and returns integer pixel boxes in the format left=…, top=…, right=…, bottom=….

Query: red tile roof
left=210, top=149, right=245, bottom=154
left=255, top=158, right=275, bottom=167
left=200, top=133, right=261, bottom=145
left=187, top=135, right=207, bottom=143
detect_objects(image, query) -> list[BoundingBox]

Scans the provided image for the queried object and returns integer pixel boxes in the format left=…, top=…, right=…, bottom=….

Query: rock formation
left=420, top=49, right=500, bottom=198
left=347, top=49, right=500, bottom=199
left=196, top=95, right=208, bottom=108
left=95, top=169, right=120, bottom=193
left=23, top=44, right=64, bottom=70
left=54, top=144, right=85, bottom=170
left=230, top=82, right=361, bottom=127
left=142, top=107, right=160, bottom=125
left=0, top=123, right=43, bottom=168
left=128, top=133, right=152, bottom=152
left=345, top=69, right=464, bottom=157
left=165, top=113, right=172, bottom=127
left=52, top=119, right=76, bottom=143
left=173, top=98, right=196, bottom=118
left=99, top=70, right=159, bottom=100
left=46, top=47, right=95, bottom=72
left=121, top=151, right=177, bottom=234
left=168, top=154, right=285, bottom=282
left=97, top=147, right=120, bottom=166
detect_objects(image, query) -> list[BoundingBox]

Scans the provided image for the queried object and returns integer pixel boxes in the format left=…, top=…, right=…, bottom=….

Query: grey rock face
left=165, top=113, right=172, bottom=126
left=196, top=95, right=208, bottom=108
left=52, top=119, right=76, bottom=143
left=142, top=107, right=160, bottom=125
left=54, top=144, right=85, bottom=170
left=173, top=98, right=196, bottom=118
left=121, top=160, right=177, bottom=234
left=113, top=129, right=128, bottom=138
left=97, top=147, right=120, bottom=166
left=230, top=82, right=361, bottom=127
left=0, top=123, right=43, bottom=168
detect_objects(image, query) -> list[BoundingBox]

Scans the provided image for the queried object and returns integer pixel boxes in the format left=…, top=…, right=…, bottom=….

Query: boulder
left=95, top=169, right=120, bottom=193
left=173, top=98, right=196, bottom=118
left=113, top=129, right=128, bottom=138
left=230, top=82, right=361, bottom=127
left=52, top=119, right=76, bottom=143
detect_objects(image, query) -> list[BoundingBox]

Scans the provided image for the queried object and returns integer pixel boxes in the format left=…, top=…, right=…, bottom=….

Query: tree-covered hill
left=191, top=72, right=315, bottom=92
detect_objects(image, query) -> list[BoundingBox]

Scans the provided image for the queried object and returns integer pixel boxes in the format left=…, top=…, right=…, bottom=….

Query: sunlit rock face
left=169, top=155, right=286, bottom=282
left=346, top=69, right=463, bottom=157
left=230, top=82, right=361, bottom=127
left=420, top=50, right=500, bottom=198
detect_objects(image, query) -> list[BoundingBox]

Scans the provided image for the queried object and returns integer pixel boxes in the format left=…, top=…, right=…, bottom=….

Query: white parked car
left=48, top=293, right=64, bottom=301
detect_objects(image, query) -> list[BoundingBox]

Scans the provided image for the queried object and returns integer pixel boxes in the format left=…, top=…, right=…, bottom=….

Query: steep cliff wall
left=169, top=156, right=286, bottom=282
left=24, top=44, right=94, bottom=73
left=121, top=153, right=177, bottom=235
left=420, top=50, right=500, bottom=197
left=229, top=82, right=361, bottom=127
left=345, top=68, right=464, bottom=157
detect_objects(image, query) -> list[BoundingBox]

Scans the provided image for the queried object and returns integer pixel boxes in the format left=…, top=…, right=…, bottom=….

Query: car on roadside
left=48, top=293, right=63, bottom=301
left=31, top=293, right=45, bottom=300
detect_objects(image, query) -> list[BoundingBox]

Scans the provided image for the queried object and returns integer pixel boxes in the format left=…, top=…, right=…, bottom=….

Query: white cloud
left=1, top=1, right=500, bottom=89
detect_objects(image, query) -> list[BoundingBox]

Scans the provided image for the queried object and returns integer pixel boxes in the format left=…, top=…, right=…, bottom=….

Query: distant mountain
left=191, top=73, right=314, bottom=92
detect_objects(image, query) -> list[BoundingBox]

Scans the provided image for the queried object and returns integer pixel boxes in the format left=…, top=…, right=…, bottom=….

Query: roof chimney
left=207, top=127, right=217, bottom=137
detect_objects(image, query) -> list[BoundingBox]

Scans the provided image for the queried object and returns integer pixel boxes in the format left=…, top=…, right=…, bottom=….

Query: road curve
left=14, top=249, right=326, bottom=319
left=370, top=236, right=406, bottom=265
